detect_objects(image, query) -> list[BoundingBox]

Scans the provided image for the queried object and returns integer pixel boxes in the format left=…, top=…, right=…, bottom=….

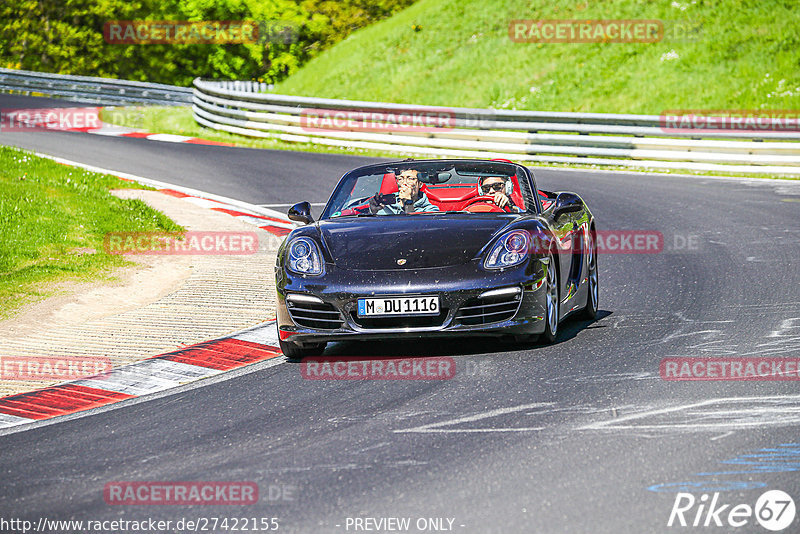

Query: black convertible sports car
left=275, top=159, right=598, bottom=358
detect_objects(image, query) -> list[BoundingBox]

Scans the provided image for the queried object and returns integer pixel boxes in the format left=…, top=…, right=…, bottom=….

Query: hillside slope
left=275, top=0, right=800, bottom=113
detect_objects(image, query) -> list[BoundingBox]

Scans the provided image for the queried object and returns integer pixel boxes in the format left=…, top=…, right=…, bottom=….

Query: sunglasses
left=396, top=175, right=419, bottom=183
left=481, top=182, right=506, bottom=194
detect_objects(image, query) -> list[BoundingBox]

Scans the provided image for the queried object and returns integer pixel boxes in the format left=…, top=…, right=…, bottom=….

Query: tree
left=0, top=0, right=417, bottom=85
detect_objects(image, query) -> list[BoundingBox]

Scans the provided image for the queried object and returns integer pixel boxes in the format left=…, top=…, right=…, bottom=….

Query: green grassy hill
left=275, top=0, right=800, bottom=113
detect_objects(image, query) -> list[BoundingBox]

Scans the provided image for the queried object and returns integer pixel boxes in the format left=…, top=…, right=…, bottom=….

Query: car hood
left=317, top=215, right=513, bottom=270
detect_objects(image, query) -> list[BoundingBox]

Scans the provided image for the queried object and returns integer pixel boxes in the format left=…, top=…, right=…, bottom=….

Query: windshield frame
left=319, top=159, right=541, bottom=220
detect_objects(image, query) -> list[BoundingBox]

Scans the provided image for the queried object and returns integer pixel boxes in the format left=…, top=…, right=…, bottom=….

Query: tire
left=279, top=339, right=326, bottom=361
left=541, top=251, right=560, bottom=344
left=580, top=229, right=599, bottom=320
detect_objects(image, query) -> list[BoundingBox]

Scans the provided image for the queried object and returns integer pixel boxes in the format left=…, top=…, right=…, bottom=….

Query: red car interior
left=423, top=173, right=526, bottom=212
left=339, top=171, right=544, bottom=215
left=379, top=172, right=398, bottom=195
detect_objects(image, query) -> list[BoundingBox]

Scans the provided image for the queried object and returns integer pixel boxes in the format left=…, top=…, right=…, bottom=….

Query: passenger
left=370, top=169, right=440, bottom=214
left=478, top=175, right=519, bottom=211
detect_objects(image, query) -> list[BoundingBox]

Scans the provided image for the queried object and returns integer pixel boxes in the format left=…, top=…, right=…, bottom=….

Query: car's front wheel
left=279, top=339, right=327, bottom=361
left=541, top=252, right=560, bottom=344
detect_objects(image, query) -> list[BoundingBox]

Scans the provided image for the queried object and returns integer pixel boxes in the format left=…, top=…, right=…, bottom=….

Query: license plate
left=357, top=296, right=439, bottom=317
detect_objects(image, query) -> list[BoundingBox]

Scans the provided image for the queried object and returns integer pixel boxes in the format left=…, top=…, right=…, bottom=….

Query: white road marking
left=146, top=133, right=193, bottom=143
left=742, top=318, right=800, bottom=356
left=399, top=428, right=547, bottom=433
left=0, top=413, right=36, bottom=429
left=580, top=395, right=800, bottom=432
left=545, top=372, right=657, bottom=385
left=394, top=402, right=552, bottom=433
left=709, top=431, right=735, bottom=441
left=768, top=317, right=800, bottom=338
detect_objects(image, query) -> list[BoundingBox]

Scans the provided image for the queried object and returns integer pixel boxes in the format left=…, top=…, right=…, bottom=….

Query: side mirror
left=553, top=193, right=583, bottom=220
left=288, top=201, right=314, bottom=225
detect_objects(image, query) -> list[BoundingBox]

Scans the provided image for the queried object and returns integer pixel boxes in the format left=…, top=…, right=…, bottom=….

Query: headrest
left=379, top=173, right=398, bottom=195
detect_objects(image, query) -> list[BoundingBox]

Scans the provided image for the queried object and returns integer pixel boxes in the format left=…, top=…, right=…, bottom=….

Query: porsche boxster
left=275, top=159, right=598, bottom=358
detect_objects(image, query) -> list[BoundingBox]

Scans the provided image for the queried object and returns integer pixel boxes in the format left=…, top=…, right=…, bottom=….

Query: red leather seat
left=508, top=175, right=526, bottom=210
left=372, top=172, right=526, bottom=212
left=425, top=173, right=525, bottom=212
left=424, top=186, right=477, bottom=211
left=338, top=173, right=398, bottom=216
left=379, top=173, right=398, bottom=195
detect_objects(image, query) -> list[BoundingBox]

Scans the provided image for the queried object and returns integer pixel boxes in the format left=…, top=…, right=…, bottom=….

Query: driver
left=370, top=169, right=440, bottom=215
left=478, top=175, right=519, bottom=211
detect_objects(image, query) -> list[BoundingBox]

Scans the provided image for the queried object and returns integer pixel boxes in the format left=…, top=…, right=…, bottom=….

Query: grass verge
left=0, top=146, right=183, bottom=319
left=275, top=0, right=800, bottom=113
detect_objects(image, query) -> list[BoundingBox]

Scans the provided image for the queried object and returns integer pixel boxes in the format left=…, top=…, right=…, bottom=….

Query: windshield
left=322, top=160, right=537, bottom=219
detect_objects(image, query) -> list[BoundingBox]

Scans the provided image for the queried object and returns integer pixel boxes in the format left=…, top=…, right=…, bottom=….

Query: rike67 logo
left=668, top=490, right=796, bottom=531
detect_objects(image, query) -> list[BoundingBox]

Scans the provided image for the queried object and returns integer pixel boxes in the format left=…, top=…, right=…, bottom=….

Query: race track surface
left=2, top=94, right=800, bottom=533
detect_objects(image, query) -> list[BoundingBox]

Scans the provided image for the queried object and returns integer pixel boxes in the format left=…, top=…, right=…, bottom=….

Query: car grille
left=350, top=309, right=449, bottom=329
left=455, top=292, right=521, bottom=326
left=286, top=300, right=344, bottom=330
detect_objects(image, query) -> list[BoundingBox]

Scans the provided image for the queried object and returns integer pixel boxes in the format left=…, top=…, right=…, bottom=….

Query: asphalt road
left=2, top=94, right=800, bottom=533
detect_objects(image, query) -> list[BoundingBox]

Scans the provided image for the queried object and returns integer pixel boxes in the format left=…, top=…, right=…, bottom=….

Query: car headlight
left=286, top=237, right=324, bottom=275
left=484, top=230, right=530, bottom=269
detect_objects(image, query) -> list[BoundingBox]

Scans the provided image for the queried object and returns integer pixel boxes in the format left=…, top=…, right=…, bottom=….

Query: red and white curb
left=0, top=323, right=282, bottom=430
left=157, top=188, right=295, bottom=237
left=5, top=109, right=230, bottom=146
left=65, top=123, right=236, bottom=147
left=0, top=152, right=299, bottom=431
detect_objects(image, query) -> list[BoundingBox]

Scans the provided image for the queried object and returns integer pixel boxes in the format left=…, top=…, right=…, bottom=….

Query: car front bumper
left=275, top=259, right=548, bottom=345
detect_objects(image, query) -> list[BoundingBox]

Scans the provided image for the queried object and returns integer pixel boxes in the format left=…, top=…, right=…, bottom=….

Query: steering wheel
left=462, top=195, right=513, bottom=213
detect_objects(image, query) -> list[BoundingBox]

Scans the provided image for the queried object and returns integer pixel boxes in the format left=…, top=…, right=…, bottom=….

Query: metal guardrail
left=193, top=78, right=800, bottom=175
left=0, top=68, right=192, bottom=106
